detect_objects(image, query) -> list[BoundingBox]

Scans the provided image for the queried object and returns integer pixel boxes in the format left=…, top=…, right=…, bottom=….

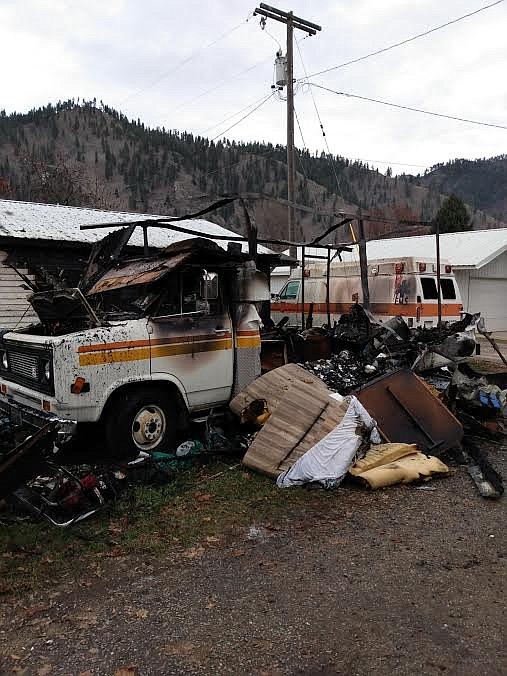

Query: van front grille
left=8, top=351, right=40, bottom=380
left=1, top=342, right=54, bottom=395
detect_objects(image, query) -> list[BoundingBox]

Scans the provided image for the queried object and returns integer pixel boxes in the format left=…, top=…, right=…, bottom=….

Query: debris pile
left=230, top=364, right=458, bottom=493
left=265, top=305, right=481, bottom=387
left=302, top=350, right=368, bottom=393
left=257, top=306, right=505, bottom=499
left=0, top=301, right=505, bottom=530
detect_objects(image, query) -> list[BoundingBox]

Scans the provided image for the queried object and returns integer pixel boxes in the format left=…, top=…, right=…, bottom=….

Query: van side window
left=440, top=279, right=456, bottom=300
left=279, top=280, right=300, bottom=300
left=155, top=269, right=221, bottom=317
left=421, top=277, right=438, bottom=300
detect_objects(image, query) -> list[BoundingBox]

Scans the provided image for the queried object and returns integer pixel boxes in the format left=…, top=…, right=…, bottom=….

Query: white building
left=0, top=199, right=271, bottom=330
left=272, top=228, right=507, bottom=330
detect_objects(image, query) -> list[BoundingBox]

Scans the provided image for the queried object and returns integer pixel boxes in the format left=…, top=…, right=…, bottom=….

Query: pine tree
left=433, top=194, right=472, bottom=233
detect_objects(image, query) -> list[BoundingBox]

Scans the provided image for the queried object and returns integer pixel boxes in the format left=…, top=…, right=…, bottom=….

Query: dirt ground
left=1, top=441, right=505, bottom=676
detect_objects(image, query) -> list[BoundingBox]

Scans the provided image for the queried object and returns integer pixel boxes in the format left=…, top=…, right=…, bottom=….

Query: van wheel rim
left=132, top=405, right=167, bottom=450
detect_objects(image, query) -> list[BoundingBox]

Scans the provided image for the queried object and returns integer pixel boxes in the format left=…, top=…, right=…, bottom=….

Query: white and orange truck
left=0, top=236, right=271, bottom=457
left=271, top=256, right=463, bottom=328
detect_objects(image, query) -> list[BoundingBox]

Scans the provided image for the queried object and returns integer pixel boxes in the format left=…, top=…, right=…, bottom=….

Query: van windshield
left=421, top=277, right=438, bottom=300
left=279, top=280, right=300, bottom=300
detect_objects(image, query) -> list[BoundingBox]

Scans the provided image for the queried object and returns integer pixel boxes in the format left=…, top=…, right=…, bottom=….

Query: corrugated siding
left=0, top=250, right=38, bottom=329
left=472, top=250, right=507, bottom=279
left=454, top=270, right=470, bottom=311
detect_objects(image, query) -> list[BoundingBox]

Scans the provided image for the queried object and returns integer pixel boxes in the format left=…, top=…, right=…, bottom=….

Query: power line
left=199, top=92, right=273, bottom=135
left=353, top=158, right=428, bottom=169
left=167, top=58, right=270, bottom=116
left=293, top=106, right=320, bottom=208
left=119, top=19, right=249, bottom=105
left=203, top=148, right=277, bottom=178
left=211, top=92, right=275, bottom=141
left=302, top=0, right=504, bottom=80
left=295, top=40, right=346, bottom=204
left=295, top=40, right=360, bottom=260
left=310, top=83, right=507, bottom=131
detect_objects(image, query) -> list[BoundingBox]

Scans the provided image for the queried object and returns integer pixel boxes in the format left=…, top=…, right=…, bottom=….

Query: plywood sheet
left=230, top=363, right=327, bottom=416
left=238, top=364, right=350, bottom=478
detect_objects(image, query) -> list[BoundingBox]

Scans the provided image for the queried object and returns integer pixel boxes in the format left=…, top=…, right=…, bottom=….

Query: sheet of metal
left=87, top=251, right=191, bottom=294
left=356, top=369, right=463, bottom=454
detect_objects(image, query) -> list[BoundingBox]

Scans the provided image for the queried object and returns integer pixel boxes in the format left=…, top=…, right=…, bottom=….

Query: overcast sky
left=2, top=0, right=506, bottom=174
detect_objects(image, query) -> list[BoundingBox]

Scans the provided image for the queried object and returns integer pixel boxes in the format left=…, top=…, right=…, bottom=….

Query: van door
left=148, top=269, right=234, bottom=410
left=271, top=279, right=300, bottom=326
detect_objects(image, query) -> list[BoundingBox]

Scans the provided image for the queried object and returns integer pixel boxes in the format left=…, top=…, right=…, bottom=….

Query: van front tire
left=104, top=386, right=179, bottom=460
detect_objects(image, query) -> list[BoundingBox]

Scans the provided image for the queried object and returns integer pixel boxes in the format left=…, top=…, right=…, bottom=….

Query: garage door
left=469, top=278, right=507, bottom=331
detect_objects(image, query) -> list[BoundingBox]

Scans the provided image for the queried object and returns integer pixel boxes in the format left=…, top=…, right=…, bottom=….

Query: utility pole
left=357, top=209, right=370, bottom=310
left=435, top=220, right=442, bottom=326
left=254, top=3, right=321, bottom=258
left=286, top=15, right=295, bottom=259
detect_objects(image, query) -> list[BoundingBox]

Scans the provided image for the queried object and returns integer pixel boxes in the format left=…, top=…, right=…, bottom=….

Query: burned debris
left=0, top=214, right=505, bottom=532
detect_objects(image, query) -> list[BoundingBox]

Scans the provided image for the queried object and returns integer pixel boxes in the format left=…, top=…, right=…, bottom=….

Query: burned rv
left=0, top=232, right=274, bottom=456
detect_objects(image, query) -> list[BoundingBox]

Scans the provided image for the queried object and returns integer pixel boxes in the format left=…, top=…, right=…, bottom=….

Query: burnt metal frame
left=79, top=196, right=434, bottom=336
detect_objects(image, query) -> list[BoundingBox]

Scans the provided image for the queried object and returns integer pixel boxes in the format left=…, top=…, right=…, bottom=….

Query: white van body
left=271, top=257, right=463, bottom=328
left=0, top=241, right=268, bottom=455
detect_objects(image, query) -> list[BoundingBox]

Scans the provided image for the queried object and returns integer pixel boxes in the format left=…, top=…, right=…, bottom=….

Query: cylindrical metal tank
left=275, top=53, right=287, bottom=87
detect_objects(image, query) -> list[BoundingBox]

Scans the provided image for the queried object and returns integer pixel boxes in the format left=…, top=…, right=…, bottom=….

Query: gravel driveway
left=1, top=441, right=505, bottom=676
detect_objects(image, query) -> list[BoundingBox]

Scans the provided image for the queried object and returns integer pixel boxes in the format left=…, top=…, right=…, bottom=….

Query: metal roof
left=275, top=228, right=507, bottom=272
left=0, top=199, right=273, bottom=254
left=346, top=229, right=507, bottom=269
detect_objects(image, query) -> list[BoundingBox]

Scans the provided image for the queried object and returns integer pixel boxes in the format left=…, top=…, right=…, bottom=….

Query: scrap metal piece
left=87, top=251, right=191, bottom=295
left=80, top=224, right=137, bottom=292
left=356, top=369, right=463, bottom=454
left=0, top=423, right=58, bottom=500
left=478, top=328, right=507, bottom=367
left=463, top=438, right=503, bottom=499
left=467, top=464, right=502, bottom=499
left=28, top=287, right=101, bottom=326
left=414, top=332, right=476, bottom=372
left=85, top=237, right=233, bottom=296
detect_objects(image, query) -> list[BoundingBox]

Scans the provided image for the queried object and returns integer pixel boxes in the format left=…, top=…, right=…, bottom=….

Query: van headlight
left=40, top=358, right=51, bottom=382
left=1, top=351, right=7, bottom=370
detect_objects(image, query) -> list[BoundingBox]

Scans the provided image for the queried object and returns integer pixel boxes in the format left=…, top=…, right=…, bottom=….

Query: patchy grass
left=0, top=461, right=338, bottom=596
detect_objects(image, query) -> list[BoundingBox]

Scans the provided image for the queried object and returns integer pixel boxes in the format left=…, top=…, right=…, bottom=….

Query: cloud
left=1, top=0, right=506, bottom=173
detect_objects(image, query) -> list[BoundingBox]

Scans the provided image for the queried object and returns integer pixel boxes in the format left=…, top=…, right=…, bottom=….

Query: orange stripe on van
left=78, top=331, right=232, bottom=354
left=271, top=302, right=462, bottom=317
left=78, top=333, right=234, bottom=366
left=235, top=328, right=261, bottom=348
left=78, top=339, right=150, bottom=353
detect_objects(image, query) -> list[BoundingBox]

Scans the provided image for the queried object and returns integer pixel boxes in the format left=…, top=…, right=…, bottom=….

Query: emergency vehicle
left=271, top=256, right=463, bottom=328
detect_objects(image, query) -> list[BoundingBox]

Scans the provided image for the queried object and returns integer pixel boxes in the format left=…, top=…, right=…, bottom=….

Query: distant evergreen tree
left=433, top=194, right=472, bottom=233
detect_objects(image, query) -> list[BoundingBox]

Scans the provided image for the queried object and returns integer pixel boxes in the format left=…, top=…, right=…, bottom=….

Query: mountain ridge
left=0, top=100, right=504, bottom=244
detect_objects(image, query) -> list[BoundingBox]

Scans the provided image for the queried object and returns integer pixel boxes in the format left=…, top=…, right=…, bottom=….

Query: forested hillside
left=414, top=155, right=507, bottom=224
left=0, top=101, right=503, bottom=243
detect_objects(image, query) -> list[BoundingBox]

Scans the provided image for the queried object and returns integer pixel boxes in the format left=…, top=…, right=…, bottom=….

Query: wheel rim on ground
left=131, top=404, right=167, bottom=451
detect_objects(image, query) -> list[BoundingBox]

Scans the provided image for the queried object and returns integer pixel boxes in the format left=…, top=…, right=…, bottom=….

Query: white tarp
left=276, top=396, right=381, bottom=488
